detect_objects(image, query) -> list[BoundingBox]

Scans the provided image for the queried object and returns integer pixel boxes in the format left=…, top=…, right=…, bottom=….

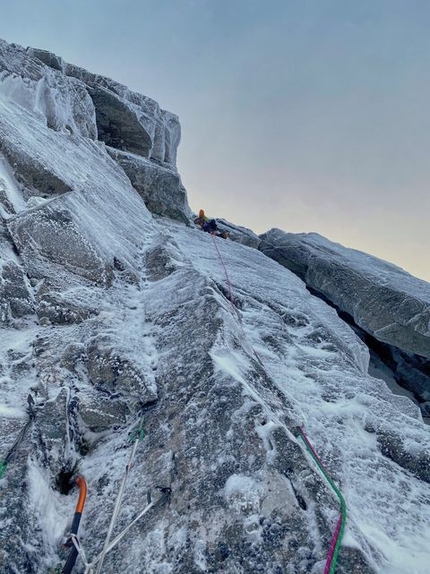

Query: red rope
left=297, top=427, right=347, bottom=574
left=210, top=235, right=345, bottom=573
left=211, top=234, right=265, bottom=367
left=211, top=234, right=235, bottom=309
left=324, top=516, right=343, bottom=574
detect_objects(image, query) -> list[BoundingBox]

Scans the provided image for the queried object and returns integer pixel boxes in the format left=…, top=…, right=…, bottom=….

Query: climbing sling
left=93, top=417, right=145, bottom=574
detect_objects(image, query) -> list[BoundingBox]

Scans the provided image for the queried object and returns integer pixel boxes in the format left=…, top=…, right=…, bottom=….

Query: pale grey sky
left=2, top=0, right=430, bottom=280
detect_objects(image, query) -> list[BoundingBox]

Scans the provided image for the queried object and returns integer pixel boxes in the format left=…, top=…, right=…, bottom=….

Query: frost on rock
left=9, top=206, right=111, bottom=285
left=110, top=148, right=191, bottom=222
left=62, top=61, right=181, bottom=167
left=216, top=218, right=261, bottom=248
left=259, top=229, right=430, bottom=413
left=0, top=258, right=34, bottom=322
left=0, top=40, right=97, bottom=139
left=259, top=229, right=430, bottom=359
left=0, top=38, right=430, bottom=574
left=0, top=38, right=190, bottom=222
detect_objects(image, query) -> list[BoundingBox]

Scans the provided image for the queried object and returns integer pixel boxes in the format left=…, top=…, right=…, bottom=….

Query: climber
left=203, top=218, right=218, bottom=234
left=194, top=209, right=229, bottom=239
left=194, top=209, right=208, bottom=228
left=206, top=221, right=230, bottom=239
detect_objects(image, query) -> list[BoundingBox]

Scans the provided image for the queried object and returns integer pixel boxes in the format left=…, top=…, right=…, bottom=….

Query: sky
left=2, top=0, right=430, bottom=281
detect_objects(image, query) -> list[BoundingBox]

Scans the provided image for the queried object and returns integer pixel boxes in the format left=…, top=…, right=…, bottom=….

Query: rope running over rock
left=210, top=236, right=347, bottom=573
left=297, top=426, right=347, bottom=574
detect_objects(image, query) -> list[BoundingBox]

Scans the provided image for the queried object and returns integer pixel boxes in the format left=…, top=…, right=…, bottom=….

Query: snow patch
left=27, top=459, right=72, bottom=565
left=222, top=474, right=262, bottom=514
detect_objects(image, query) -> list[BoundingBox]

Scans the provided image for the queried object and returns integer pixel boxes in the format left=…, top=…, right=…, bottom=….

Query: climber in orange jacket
left=194, top=209, right=229, bottom=239
left=194, top=209, right=208, bottom=228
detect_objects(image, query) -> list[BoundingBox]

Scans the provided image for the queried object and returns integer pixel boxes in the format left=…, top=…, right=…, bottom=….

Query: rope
left=60, top=418, right=170, bottom=574
left=93, top=417, right=145, bottom=574
left=211, top=234, right=235, bottom=309
left=211, top=232, right=347, bottom=572
left=0, top=460, right=7, bottom=480
left=73, top=499, right=161, bottom=574
left=100, top=499, right=155, bottom=555
left=211, top=234, right=265, bottom=370
left=296, top=426, right=347, bottom=574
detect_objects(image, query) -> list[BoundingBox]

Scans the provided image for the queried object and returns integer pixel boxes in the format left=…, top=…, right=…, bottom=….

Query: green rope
left=0, top=460, right=7, bottom=479
left=129, top=418, right=145, bottom=442
left=297, top=427, right=347, bottom=574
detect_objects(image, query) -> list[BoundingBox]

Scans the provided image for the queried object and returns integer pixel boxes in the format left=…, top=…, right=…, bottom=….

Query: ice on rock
left=0, top=38, right=429, bottom=574
left=259, top=229, right=430, bottom=358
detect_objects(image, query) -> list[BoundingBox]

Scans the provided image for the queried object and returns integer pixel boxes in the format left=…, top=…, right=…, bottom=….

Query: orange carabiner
left=75, top=475, right=87, bottom=515
left=62, top=475, right=88, bottom=574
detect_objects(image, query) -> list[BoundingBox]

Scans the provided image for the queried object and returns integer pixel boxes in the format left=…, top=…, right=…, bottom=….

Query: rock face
left=0, top=43, right=97, bottom=140
left=26, top=46, right=181, bottom=167
left=109, top=148, right=190, bottom=222
left=259, top=229, right=430, bottom=416
left=1, top=38, right=430, bottom=574
left=0, top=39, right=189, bottom=221
left=216, top=218, right=261, bottom=248
left=259, top=229, right=430, bottom=360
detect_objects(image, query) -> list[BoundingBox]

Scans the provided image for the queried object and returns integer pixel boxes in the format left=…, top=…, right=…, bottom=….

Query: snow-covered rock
left=0, top=38, right=190, bottom=222
left=29, top=46, right=181, bottom=168
left=0, top=38, right=430, bottom=574
left=0, top=40, right=97, bottom=139
left=109, top=148, right=191, bottom=222
left=216, top=218, right=261, bottom=248
left=259, top=229, right=430, bottom=360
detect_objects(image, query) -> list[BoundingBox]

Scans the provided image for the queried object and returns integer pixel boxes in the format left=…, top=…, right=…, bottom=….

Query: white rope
left=94, top=419, right=144, bottom=574
left=77, top=500, right=156, bottom=573
left=103, top=500, right=155, bottom=554
left=62, top=419, right=165, bottom=574
left=69, top=534, right=90, bottom=569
